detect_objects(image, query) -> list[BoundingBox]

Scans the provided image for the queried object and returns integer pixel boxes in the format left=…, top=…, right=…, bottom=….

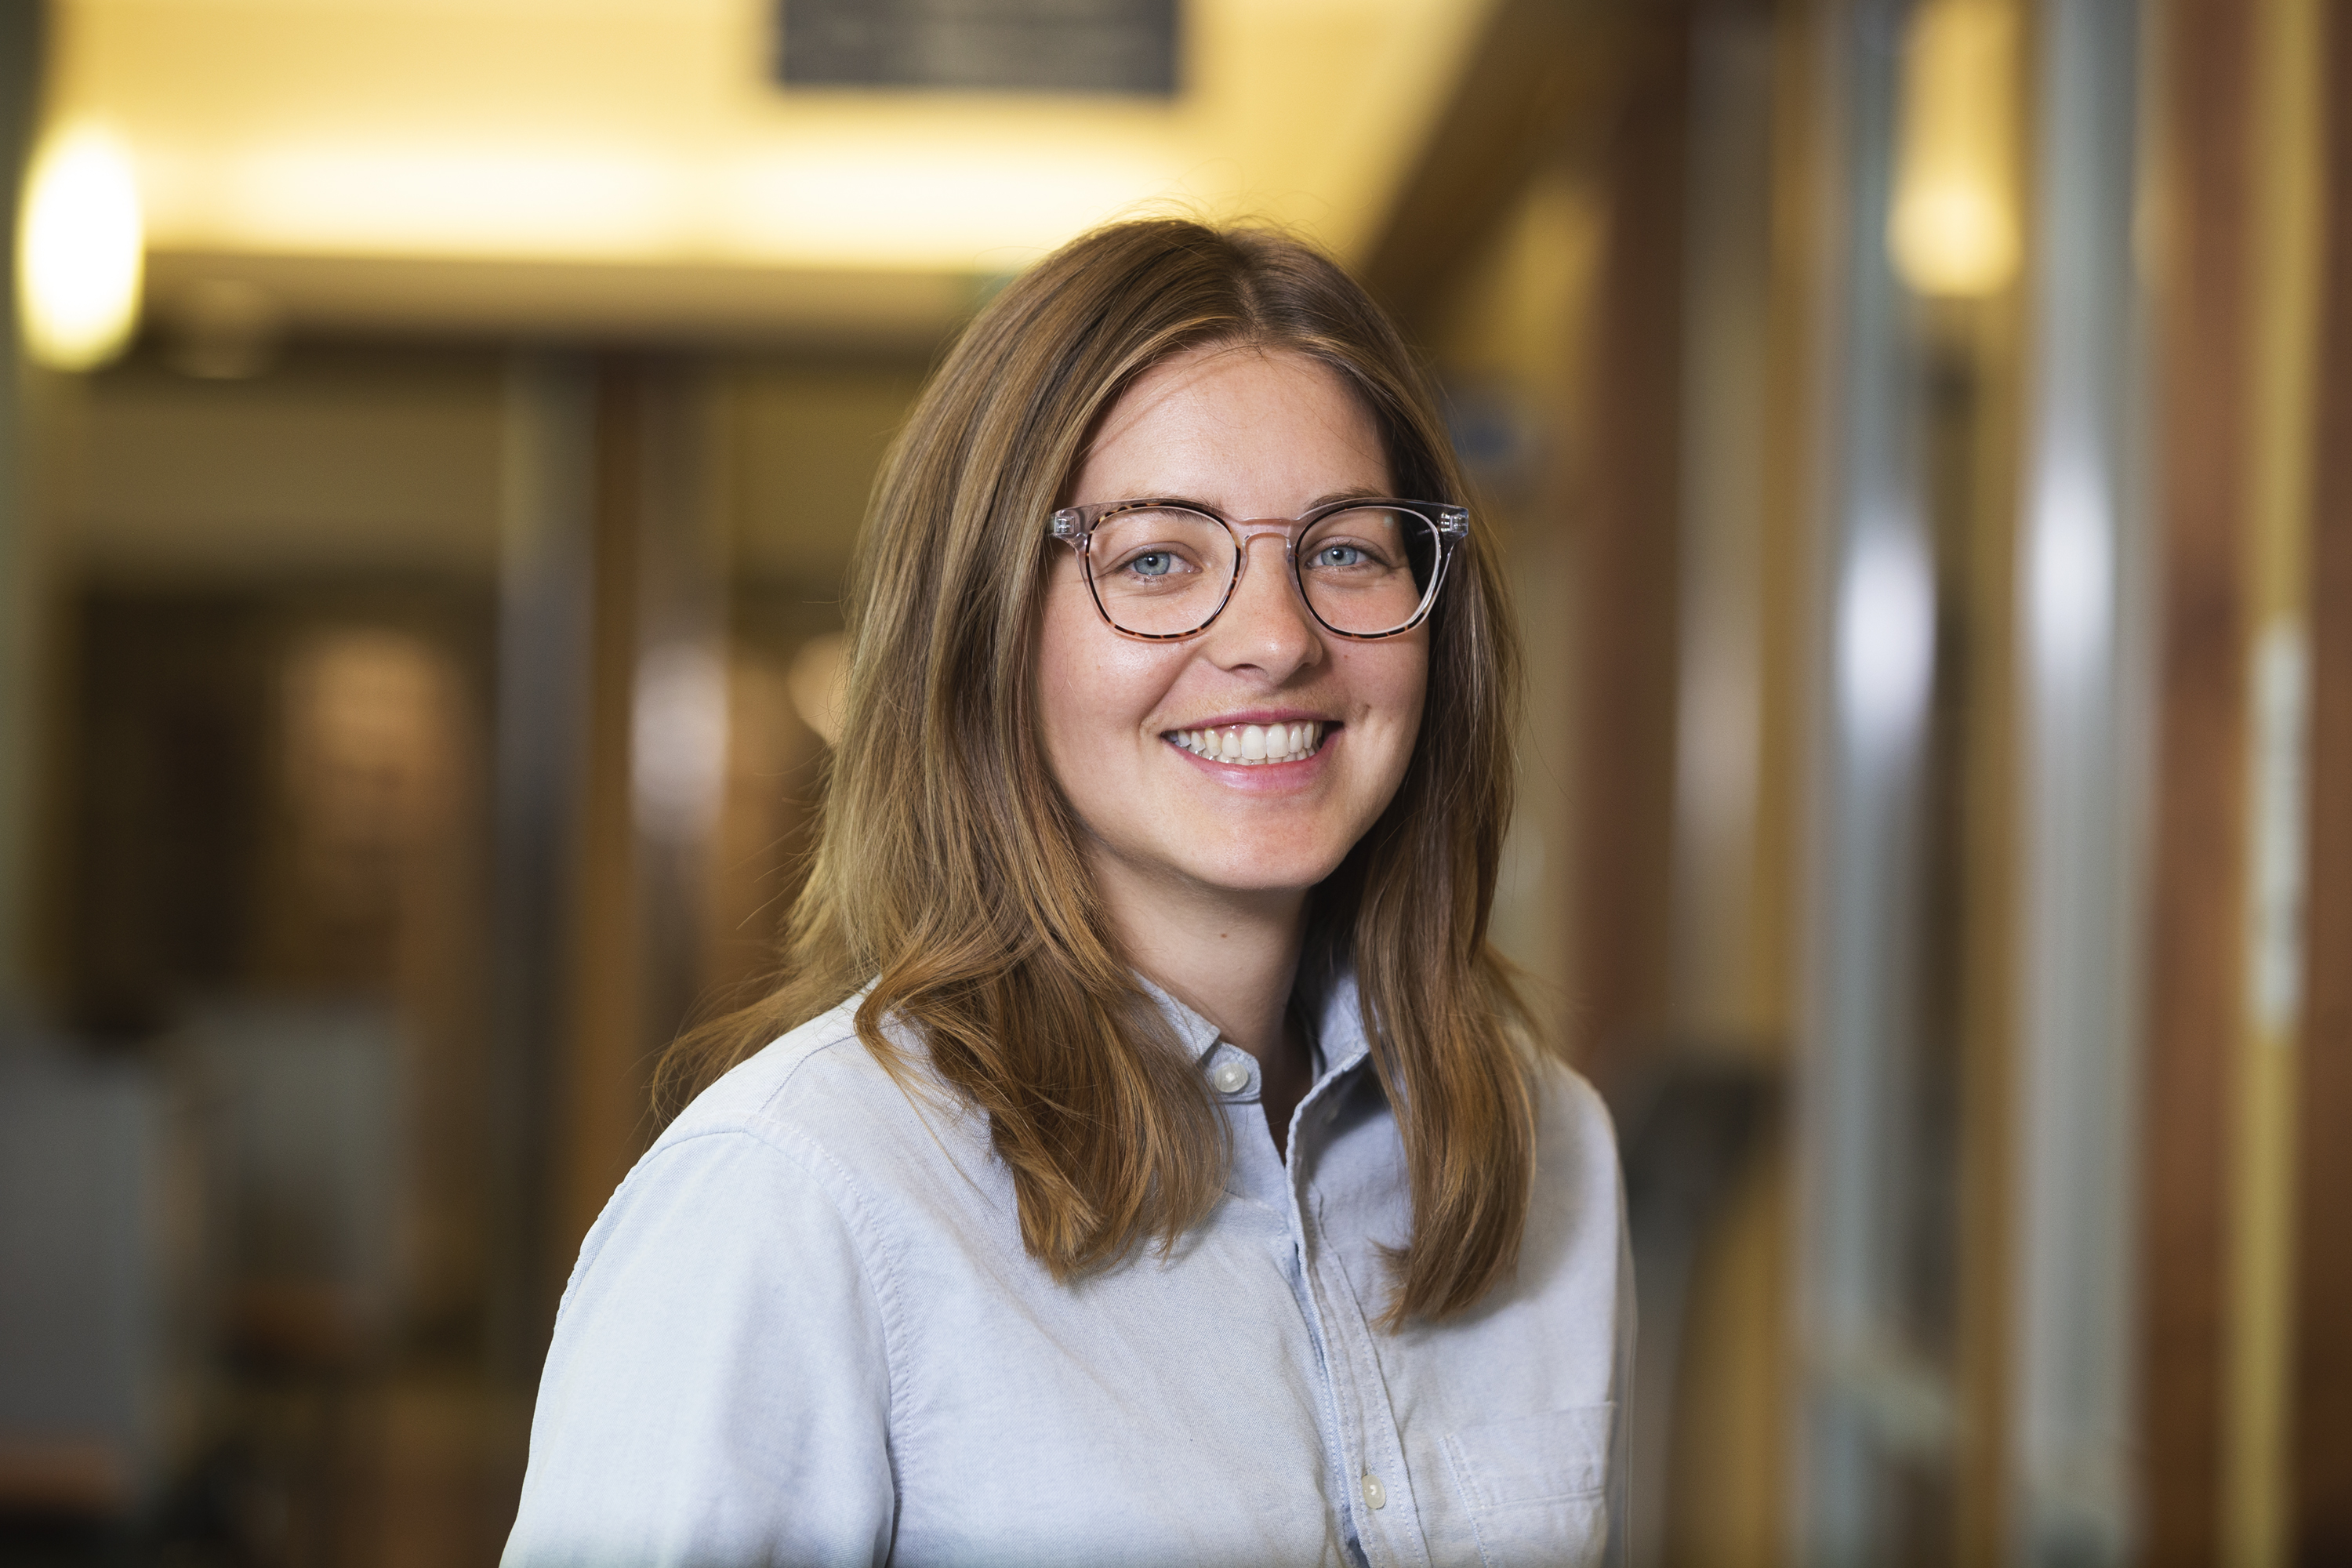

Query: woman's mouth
left=1166, top=720, right=1327, bottom=765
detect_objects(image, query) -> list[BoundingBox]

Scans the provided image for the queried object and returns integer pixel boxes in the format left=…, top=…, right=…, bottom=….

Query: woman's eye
left=1313, top=543, right=1370, bottom=569
left=1109, top=546, right=1198, bottom=581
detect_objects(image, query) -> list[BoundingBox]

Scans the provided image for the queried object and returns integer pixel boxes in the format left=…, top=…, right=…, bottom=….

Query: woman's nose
left=1207, top=532, right=1322, bottom=677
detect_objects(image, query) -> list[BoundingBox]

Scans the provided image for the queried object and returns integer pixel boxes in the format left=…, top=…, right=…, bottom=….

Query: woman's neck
left=1091, top=851, right=1311, bottom=1075
left=1102, top=864, right=1318, bottom=1157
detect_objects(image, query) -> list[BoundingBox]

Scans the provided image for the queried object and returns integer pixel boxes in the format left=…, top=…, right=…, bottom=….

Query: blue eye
left=1313, top=544, right=1368, bottom=569
left=1131, top=551, right=1176, bottom=577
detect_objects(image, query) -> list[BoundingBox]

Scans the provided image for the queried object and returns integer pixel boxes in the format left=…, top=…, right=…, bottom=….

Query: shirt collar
left=1134, top=976, right=1225, bottom=1064
left=1306, top=969, right=1372, bottom=1078
left=1138, top=968, right=1373, bottom=1083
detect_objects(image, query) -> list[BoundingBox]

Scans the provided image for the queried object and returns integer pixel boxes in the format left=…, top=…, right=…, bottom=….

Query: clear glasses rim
left=1045, top=494, right=1469, bottom=643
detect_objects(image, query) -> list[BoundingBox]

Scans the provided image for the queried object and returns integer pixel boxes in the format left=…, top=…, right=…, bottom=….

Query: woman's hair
left=659, top=218, right=1534, bottom=1324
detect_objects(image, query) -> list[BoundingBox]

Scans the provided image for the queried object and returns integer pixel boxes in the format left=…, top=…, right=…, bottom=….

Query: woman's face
left=1036, top=344, right=1429, bottom=908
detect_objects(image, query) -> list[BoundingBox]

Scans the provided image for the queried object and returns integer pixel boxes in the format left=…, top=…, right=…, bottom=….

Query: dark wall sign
left=778, top=0, right=1180, bottom=96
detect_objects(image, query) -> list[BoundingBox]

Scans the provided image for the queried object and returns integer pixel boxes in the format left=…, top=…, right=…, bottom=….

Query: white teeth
left=1170, top=720, right=1325, bottom=763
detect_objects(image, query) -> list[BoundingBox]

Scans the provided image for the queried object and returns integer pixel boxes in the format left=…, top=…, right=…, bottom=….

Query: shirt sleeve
left=503, top=1126, right=898, bottom=1568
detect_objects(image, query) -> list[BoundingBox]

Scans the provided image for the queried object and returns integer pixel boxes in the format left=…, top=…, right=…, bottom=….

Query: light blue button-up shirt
left=504, top=975, right=1631, bottom=1567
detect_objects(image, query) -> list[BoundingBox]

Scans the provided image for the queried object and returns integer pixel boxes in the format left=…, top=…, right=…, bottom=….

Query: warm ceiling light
left=1889, top=0, right=2020, bottom=298
left=134, top=139, right=1183, bottom=273
left=17, top=125, right=146, bottom=370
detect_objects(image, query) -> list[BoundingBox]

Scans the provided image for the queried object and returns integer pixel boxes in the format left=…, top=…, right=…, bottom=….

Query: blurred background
left=1, top=0, right=2347, bottom=1564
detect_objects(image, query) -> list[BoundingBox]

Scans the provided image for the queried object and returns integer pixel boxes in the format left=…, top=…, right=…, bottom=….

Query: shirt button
left=1363, top=1473, right=1387, bottom=1510
left=1209, top=1060, right=1250, bottom=1094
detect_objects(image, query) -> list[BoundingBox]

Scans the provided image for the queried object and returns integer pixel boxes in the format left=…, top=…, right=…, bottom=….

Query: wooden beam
left=1569, top=4, right=1694, bottom=1083
left=2141, top=0, right=2257, bottom=1560
left=1359, top=0, right=1632, bottom=336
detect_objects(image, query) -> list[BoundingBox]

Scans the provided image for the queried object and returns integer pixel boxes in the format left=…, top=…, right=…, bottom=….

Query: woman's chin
left=1167, top=851, right=1348, bottom=902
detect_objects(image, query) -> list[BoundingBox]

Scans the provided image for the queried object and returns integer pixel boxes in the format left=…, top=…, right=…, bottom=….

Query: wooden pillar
left=561, top=359, right=724, bottom=1282
left=492, top=355, right=721, bottom=1372
left=1573, top=5, right=1691, bottom=1083
left=2141, top=0, right=2256, bottom=1559
left=2291, top=5, right=2352, bottom=1555
left=562, top=365, right=650, bottom=1265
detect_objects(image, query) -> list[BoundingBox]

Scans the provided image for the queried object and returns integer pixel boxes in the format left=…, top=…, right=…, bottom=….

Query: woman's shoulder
left=643, top=992, right=981, bottom=1200
left=1525, top=1047, right=1612, bottom=1120
left=1522, top=1049, right=1624, bottom=1187
left=556, top=995, right=984, bottom=1318
left=659, top=993, right=870, bottom=1137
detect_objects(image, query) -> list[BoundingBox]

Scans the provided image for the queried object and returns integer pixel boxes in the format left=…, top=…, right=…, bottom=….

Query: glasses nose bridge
left=1203, top=519, right=1318, bottom=652
left=1227, top=516, right=1300, bottom=579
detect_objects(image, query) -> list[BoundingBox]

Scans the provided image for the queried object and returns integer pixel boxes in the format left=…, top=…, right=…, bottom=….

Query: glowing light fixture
left=1838, top=520, right=1936, bottom=757
left=2027, top=452, right=2114, bottom=696
left=17, top=124, right=146, bottom=370
left=1889, top=0, right=2020, bottom=298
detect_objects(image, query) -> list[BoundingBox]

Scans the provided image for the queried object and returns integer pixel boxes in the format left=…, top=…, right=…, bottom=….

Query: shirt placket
left=1298, top=1210, right=1430, bottom=1568
left=1283, top=1065, right=1432, bottom=1568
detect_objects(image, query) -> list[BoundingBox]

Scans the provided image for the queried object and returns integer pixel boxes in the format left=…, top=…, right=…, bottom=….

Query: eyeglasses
left=1047, top=496, right=1468, bottom=641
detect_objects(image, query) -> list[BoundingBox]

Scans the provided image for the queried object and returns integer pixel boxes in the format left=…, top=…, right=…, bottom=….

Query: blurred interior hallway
left=4, top=2, right=2352, bottom=1565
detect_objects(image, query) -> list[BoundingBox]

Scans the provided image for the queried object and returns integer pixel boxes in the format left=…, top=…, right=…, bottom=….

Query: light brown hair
left=659, top=218, right=1537, bottom=1324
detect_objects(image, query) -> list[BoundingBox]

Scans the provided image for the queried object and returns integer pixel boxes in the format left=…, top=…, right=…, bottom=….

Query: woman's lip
left=1161, top=712, right=1338, bottom=732
left=1167, top=738, right=1329, bottom=774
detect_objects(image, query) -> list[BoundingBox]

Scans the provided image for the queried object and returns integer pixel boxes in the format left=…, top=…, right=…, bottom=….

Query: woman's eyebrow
left=1124, top=487, right=1389, bottom=517
left=1123, top=493, right=1221, bottom=514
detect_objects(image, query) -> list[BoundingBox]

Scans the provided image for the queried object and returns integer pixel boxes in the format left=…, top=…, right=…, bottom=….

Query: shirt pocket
left=1440, top=1404, right=1613, bottom=1568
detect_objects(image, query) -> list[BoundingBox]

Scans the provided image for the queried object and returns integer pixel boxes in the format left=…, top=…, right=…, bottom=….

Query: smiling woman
left=503, top=220, right=1631, bottom=1568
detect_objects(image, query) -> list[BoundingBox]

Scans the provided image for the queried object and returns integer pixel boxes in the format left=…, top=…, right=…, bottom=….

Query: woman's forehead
left=1077, top=345, right=1391, bottom=503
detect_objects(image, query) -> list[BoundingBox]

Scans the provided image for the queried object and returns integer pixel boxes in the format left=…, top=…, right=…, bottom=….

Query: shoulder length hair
left=661, top=218, right=1535, bottom=1325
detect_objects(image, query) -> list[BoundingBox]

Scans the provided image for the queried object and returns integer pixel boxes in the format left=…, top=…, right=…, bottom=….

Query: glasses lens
left=1298, top=507, right=1442, bottom=635
left=1085, top=507, right=1238, bottom=636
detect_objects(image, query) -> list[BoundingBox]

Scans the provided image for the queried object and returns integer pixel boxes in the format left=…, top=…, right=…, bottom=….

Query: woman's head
left=666, top=219, right=1535, bottom=1323
left=848, top=220, right=1519, bottom=953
